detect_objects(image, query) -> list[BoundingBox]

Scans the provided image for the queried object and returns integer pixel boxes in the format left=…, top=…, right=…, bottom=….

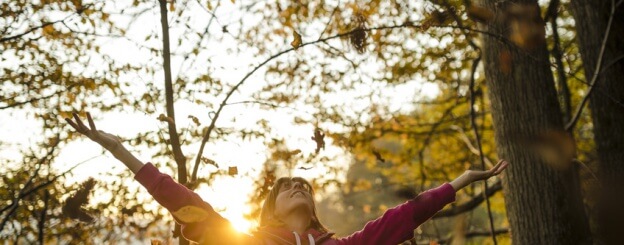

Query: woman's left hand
left=450, top=160, right=509, bottom=191
left=466, top=159, right=509, bottom=182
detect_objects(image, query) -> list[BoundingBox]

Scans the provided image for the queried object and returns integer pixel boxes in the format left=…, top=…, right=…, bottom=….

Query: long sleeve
left=134, top=163, right=251, bottom=243
left=337, top=183, right=456, bottom=245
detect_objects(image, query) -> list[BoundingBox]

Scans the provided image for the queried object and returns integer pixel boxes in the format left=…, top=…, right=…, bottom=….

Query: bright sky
left=1, top=0, right=439, bottom=236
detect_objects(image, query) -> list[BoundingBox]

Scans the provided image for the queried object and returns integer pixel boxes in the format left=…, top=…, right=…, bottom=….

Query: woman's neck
left=280, top=209, right=312, bottom=234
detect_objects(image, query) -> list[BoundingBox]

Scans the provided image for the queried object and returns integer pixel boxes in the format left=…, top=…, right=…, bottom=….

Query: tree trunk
left=569, top=1, right=624, bottom=243
left=480, top=0, right=592, bottom=243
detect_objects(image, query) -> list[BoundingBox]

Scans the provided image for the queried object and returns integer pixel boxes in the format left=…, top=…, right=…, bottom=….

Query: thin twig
left=37, top=190, right=49, bottom=244
left=157, top=0, right=187, bottom=183
left=317, top=0, right=340, bottom=40
left=441, top=0, right=497, bottom=242
left=0, top=4, right=94, bottom=42
left=449, top=125, right=494, bottom=167
left=416, top=96, right=464, bottom=190
left=190, top=22, right=465, bottom=182
left=468, top=54, right=497, bottom=245
left=547, top=0, right=572, bottom=122
left=433, top=180, right=503, bottom=219
left=565, top=0, right=621, bottom=131
left=157, top=0, right=188, bottom=243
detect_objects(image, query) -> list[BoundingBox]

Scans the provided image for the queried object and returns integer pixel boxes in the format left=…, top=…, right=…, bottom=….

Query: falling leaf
left=467, top=5, right=494, bottom=23
left=151, top=240, right=163, bottom=245
left=157, top=114, right=175, bottom=125
left=372, top=150, right=385, bottom=163
left=421, top=10, right=450, bottom=31
left=499, top=49, right=512, bottom=75
left=507, top=4, right=545, bottom=50
left=201, top=157, right=219, bottom=168
left=188, top=115, right=201, bottom=126
left=298, top=166, right=313, bottom=170
left=42, top=25, right=55, bottom=37
left=311, top=128, right=325, bottom=153
left=172, top=206, right=209, bottom=223
left=291, top=31, right=302, bottom=49
left=531, top=130, right=575, bottom=170
left=62, top=178, right=96, bottom=222
left=228, top=166, right=238, bottom=175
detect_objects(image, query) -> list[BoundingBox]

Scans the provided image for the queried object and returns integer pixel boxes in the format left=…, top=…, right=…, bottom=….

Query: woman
left=66, top=112, right=508, bottom=245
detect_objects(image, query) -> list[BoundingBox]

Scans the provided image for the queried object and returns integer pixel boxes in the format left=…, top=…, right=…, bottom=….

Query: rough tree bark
left=479, top=0, right=592, bottom=243
left=569, top=1, right=624, bottom=243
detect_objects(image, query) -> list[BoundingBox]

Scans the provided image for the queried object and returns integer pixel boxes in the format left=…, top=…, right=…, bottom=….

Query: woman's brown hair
left=258, top=177, right=329, bottom=233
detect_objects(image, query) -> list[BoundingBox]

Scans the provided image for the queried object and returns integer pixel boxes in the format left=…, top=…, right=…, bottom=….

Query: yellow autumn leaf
left=291, top=31, right=302, bottom=49
left=42, top=25, right=55, bottom=37
left=172, top=205, right=210, bottom=223
left=228, top=166, right=238, bottom=176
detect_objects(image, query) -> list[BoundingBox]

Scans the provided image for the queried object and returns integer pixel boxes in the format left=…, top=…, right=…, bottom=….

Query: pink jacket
left=135, top=163, right=456, bottom=244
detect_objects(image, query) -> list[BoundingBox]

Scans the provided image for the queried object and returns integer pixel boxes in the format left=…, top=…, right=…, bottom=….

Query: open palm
left=468, top=160, right=509, bottom=182
left=65, top=112, right=121, bottom=151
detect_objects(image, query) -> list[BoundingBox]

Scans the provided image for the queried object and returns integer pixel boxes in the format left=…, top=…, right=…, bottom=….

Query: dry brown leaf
left=532, top=130, right=575, bottom=170
left=499, top=49, right=513, bottom=75
left=291, top=31, right=302, bottom=49
left=228, top=166, right=238, bottom=175
left=507, top=4, right=545, bottom=50
left=62, top=178, right=96, bottom=222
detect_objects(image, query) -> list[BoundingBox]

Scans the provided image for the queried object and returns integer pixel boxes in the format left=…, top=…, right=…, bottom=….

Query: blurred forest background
left=1, top=0, right=623, bottom=244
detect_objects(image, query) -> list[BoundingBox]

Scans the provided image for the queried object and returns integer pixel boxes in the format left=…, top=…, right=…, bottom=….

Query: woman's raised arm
left=65, top=112, right=144, bottom=173
left=66, top=112, right=248, bottom=243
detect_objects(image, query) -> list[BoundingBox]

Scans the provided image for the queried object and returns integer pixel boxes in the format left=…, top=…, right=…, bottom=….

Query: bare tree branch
left=0, top=83, right=79, bottom=110
left=157, top=0, right=187, bottom=185
left=37, top=190, right=50, bottom=244
left=440, top=0, right=497, bottom=242
left=433, top=180, right=502, bottom=219
left=547, top=0, right=572, bottom=122
left=416, top=96, right=464, bottom=190
left=0, top=4, right=94, bottom=43
left=433, top=228, right=510, bottom=244
left=191, top=22, right=478, bottom=182
left=566, top=0, right=623, bottom=131
left=317, top=0, right=340, bottom=40
left=450, top=125, right=494, bottom=167
left=156, top=0, right=189, bottom=243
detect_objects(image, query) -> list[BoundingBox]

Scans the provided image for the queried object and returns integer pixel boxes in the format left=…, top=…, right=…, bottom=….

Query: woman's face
left=273, top=179, right=314, bottom=219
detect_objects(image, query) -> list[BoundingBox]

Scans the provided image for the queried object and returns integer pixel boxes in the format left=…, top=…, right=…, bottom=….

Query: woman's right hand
left=65, top=112, right=122, bottom=152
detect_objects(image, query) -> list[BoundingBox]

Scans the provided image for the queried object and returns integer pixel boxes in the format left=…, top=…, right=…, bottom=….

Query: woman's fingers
left=65, top=117, right=80, bottom=130
left=86, top=112, right=97, bottom=131
left=494, top=161, right=509, bottom=175
left=72, top=113, right=89, bottom=131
